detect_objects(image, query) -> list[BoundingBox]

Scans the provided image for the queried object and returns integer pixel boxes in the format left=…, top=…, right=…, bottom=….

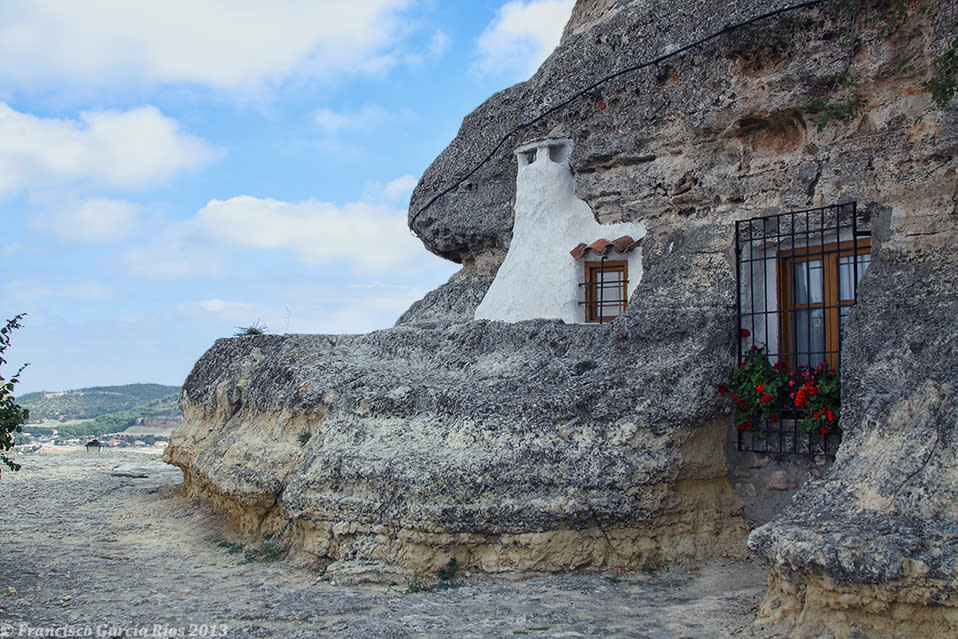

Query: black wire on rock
left=408, top=0, right=829, bottom=237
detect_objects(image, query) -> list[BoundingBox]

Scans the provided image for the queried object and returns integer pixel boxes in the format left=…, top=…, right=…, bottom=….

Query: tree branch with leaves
left=1, top=314, right=30, bottom=477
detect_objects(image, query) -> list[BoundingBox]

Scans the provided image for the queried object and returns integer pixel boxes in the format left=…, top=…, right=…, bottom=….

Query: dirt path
left=0, top=450, right=785, bottom=638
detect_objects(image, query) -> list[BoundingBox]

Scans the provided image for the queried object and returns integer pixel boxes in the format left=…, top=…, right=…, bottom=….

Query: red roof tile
left=570, top=235, right=639, bottom=259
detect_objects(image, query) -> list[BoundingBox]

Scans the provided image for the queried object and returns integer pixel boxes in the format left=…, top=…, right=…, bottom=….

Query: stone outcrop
left=747, top=248, right=958, bottom=638
left=401, top=1, right=958, bottom=630
left=167, top=316, right=747, bottom=574
left=167, top=0, right=957, bottom=635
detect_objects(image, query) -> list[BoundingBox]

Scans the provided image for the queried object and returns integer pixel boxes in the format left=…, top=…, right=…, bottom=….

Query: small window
left=582, top=260, right=628, bottom=323
left=779, top=239, right=871, bottom=370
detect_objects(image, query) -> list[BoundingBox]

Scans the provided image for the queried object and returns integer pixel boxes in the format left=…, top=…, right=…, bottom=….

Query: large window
left=582, top=260, right=628, bottom=323
left=779, top=239, right=871, bottom=370
left=734, top=202, right=870, bottom=457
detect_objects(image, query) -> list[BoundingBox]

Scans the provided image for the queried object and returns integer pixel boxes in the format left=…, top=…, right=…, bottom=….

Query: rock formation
left=166, top=0, right=957, bottom=635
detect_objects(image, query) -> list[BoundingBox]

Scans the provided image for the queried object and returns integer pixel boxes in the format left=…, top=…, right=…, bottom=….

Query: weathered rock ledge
left=166, top=315, right=748, bottom=574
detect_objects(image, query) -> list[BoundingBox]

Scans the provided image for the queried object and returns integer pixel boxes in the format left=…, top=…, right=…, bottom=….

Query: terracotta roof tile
left=570, top=235, right=639, bottom=259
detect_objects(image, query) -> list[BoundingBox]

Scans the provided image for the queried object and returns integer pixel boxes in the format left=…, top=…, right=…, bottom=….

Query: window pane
left=839, top=253, right=871, bottom=301
left=792, top=259, right=823, bottom=305
left=583, top=261, right=628, bottom=323
left=598, top=269, right=623, bottom=287
left=598, top=304, right=621, bottom=319
left=597, top=269, right=625, bottom=318
left=794, top=308, right=825, bottom=368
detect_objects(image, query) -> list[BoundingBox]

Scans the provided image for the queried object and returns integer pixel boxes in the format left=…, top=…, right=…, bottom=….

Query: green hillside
left=19, top=383, right=180, bottom=422
left=81, top=393, right=180, bottom=436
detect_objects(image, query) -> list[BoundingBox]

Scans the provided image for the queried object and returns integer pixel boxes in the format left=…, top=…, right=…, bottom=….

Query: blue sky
left=0, top=0, right=575, bottom=394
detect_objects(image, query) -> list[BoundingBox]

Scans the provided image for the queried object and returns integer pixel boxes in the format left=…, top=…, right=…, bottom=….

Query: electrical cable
left=408, top=0, right=829, bottom=236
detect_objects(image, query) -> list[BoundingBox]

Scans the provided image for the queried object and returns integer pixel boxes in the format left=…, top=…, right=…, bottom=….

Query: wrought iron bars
left=734, top=202, right=870, bottom=458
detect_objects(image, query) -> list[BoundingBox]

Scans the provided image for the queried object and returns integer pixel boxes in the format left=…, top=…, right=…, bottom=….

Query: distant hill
left=19, top=383, right=181, bottom=423
left=18, top=384, right=182, bottom=439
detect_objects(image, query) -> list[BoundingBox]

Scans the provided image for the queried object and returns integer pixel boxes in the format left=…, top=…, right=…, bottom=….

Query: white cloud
left=404, top=30, right=451, bottom=66
left=195, top=299, right=262, bottom=327
left=427, top=31, right=452, bottom=59
left=123, top=235, right=225, bottom=280
left=5, top=279, right=116, bottom=303
left=198, top=299, right=251, bottom=315
left=475, top=0, right=574, bottom=78
left=312, top=105, right=397, bottom=135
left=188, top=195, right=420, bottom=272
left=186, top=298, right=282, bottom=333
left=186, top=281, right=433, bottom=336
left=0, top=243, right=44, bottom=261
left=383, top=175, right=418, bottom=201
left=363, top=175, right=418, bottom=203
left=125, top=183, right=431, bottom=279
left=30, top=196, right=141, bottom=242
left=0, top=0, right=414, bottom=92
left=0, top=103, right=217, bottom=197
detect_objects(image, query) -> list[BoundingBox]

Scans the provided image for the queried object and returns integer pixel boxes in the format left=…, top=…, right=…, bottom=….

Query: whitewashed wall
left=475, top=138, right=646, bottom=324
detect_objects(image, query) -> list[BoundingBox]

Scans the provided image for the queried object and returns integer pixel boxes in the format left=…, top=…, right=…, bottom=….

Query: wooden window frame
left=778, top=238, right=870, bottom=370
left=583, top=260, right=628, bottom=323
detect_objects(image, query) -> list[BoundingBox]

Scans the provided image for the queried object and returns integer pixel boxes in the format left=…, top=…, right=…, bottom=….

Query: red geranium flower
left=740, top=328, right=751, bottom=338
left=738, top=420, right=752, bottom=431
left=756, top=384, right=766, bottom=393
left=718, top=385, right=730, bottom=396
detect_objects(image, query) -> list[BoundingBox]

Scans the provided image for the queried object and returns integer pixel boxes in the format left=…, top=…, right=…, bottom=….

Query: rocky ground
left=0, top=450, right=787, bottom=639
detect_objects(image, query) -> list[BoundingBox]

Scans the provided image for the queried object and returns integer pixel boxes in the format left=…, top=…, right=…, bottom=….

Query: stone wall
left=725, top=442, right=833, bottom=526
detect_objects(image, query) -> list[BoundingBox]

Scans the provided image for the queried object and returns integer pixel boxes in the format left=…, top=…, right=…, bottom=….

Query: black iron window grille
left=580, top=258, right=628, bottom=323
left=735, top=202, right=870, bottom=458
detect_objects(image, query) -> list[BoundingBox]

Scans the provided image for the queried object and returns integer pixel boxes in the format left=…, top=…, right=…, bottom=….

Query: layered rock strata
left=167, top=316, right=747, bottom=574
left=167, top=0, right=957, bottom=633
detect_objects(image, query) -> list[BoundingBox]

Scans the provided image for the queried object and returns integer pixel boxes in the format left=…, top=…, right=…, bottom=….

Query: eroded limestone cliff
left=167, top=0, right=957, bottom=635
left=167, top=316, right=746, bottom=574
